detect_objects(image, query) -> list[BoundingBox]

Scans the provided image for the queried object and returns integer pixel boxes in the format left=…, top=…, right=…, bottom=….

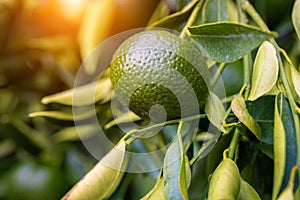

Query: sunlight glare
left=57, top=0, right=86, bottom=21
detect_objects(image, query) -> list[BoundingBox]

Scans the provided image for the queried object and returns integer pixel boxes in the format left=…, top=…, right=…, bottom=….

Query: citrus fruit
left=110, top=30, right=210, bottom=121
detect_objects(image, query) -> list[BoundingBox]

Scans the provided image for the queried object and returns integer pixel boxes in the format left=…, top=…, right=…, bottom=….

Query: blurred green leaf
left=231, top=95, right=262, bottom=140
left=52, top=125, right=98, bottom=143
left=189, top=22, right=275, bottom=63
left=292, top=0, right=300, bottom=40
left=41, top=77, right=112, bottom=106
left=205, top=91, right=226, bottom=131
left=202, top=0, right=228, bottom=23
left=29, top=106, right=100, bottom=121
left=62, top=140, right=128, bottom=200
left=248, top=41, right=278, bottom=101
left=148, top=0, right=198, bottom=28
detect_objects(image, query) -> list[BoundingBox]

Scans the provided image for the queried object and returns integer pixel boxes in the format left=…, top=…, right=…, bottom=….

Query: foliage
left=1, top=0, right=300, bottom=199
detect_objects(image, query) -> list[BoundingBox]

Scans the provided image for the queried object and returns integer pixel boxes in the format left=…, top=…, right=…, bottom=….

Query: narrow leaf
left=205, top=91, right=226, bottom=131
left=52, top=125, right=97, bottom=143
left=104, top=111, right=141, bottom=130
left=189, top=22, right=275, bottom=63
left=231, top=95, right=262, bottom=140
left=29, top=106, right=99, bottom=121
left=202, top=0, right=228, bottom=23
left=41, top=78, right=112, bottom=106
left=148, top=0, right=198, bottom=28
left=292, top=0, right=300, bottom=40
left=272, top=93, right=287, bottom=200
left=141, top=178, right=166, bottom=200
left=62, top=140, right=128, bottom=200
left=238, top=178, right=261, bottom=200
left=248, top=41, right=279, bottom=101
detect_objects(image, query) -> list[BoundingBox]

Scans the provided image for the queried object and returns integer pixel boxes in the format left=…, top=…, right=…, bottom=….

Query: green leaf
left=205, top=91, right=226, bottom=131
left=62, top=140, right=128, bottom=200
left=163, top=125, right=190, bottom=200
left=292, top=0, right=300, bottom=40
left=202, top=0, right=228, bottom=23
left=52, top=125, right=98, bottom=143
left=189, top=22, right=275, bottom=63
left=141, top=178, right=166, bottom=200
left=104, top=111, right=141, bottom=130
left=246, top=95, right=275, bottom=144
left=41, top=77, right=112, bottom=106
left=231, top=95, right=262, bottom=140
left=272, top=93, right=287, bottom=200
left=148, top=0, right=198, bottom=28
left=248, top=41, right=279, bottom=101
left=238, top=178, right=261, bottom=200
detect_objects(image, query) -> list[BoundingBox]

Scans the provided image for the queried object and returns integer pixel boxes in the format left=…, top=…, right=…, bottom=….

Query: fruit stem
left=210, top=63, right=226, bottom=89
left=244, top=0, right=300, bottom=181
left=228, top=127, right=240, bottom=160
left=179, top=0, right=204, bottom=39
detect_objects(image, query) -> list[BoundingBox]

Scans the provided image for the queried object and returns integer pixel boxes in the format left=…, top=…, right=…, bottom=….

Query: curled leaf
left=205, top=91, right=226, bottom=131
left=248, top=41, right=279, bottom=101
left=104, top=111, right=141, bottom=130
left=292, top=0, right=300, bottom=40
left=62, top=140, right=128, bottom=200
left=231, top=95, right=262, bottom=140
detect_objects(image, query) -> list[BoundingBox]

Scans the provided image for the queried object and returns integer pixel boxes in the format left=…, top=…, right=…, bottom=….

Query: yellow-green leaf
left=272, top=93, right=287, bottom=200
left=231, top=95, right=262, bottom=140
left=205, top=91, right=226, bottom=131
left=238, top=178, right=261, bottom=200
left=248, top=41, right=278, bottom=101
left=62, top=140, right=127, bottom=200
left=104, top=111, right=141, bottom=130
left=141, top=178, right=166, bottom=200
left=290, top=65, right=300, bottom=99
left=292, top=0, right=300, bottom=40
left=41, top=77, right=112, bottom=106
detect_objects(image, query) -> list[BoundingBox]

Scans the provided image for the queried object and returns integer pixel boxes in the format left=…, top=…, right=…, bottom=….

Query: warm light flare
left=57, top=0, right=87, bottom=21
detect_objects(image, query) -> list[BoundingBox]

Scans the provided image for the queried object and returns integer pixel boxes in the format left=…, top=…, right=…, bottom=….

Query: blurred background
left=0, top=0, right=297, bottom=199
